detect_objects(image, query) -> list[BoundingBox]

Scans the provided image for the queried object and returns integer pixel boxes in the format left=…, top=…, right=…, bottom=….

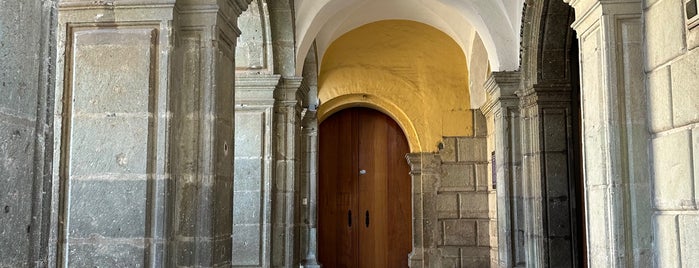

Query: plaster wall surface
left=318, top=20, right=474, bottom=153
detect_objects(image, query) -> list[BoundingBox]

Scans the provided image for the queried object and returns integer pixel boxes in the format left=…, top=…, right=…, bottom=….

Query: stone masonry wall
left=0, top=0, right=54, bottom=266
left=645, top=0, right=699, bottom=265
left=435, top=111, right=495, bottom=267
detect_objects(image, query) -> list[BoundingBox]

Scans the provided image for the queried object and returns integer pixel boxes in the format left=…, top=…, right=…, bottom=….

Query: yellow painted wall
left=318, top=20, right=472, bottom=152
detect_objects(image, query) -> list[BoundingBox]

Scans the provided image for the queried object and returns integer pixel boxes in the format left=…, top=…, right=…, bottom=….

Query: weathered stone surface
left=459, top=192, right=490, bottom=219
left=678, top=214, right=699, bottom=265
left=670, top=49, right=699, bottom=126
left=67, top=243, right=146, bottom=267
left=458, top=138, right=487, bottom=162
left=443, top=220, right=476, bottom=246
left=436, top=194, right=459, bottom=219
left=653, top=214, right=680, bottom=267
left=439, top=137, right=457, bottom=162
left=645, top=0, right=686, bottom=69
left=232, top=225, right=262, bottom=266
left=647, top=66, right=673, bottom=132
left=69, top=180, right=147, bottom=238
left=440, top=163, right=475, bottom=190
left=652, top=130, right=695, bottom=210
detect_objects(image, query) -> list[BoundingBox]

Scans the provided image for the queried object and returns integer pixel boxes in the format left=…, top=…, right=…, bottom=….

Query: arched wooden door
left=318, top=107, right=412, bottom=268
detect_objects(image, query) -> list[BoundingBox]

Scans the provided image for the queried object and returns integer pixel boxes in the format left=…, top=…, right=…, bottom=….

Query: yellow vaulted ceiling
left=318, top=20, right=472, bottom=153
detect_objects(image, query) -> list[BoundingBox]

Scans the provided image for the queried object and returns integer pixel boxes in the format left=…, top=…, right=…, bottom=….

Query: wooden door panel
left=319, top=108, right=411, bottom=268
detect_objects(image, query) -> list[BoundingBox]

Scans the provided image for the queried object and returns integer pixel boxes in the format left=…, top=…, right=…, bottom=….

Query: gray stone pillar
left=271, top=77, right=307, bottom=267
left=518, top=85, right=581, bottom=267
left=168, top=0, right=249, bottom=266
left=480, top=71, right=522, bottom=268
left=52, top=2, right=177, bottom=266
left=406, top=153, right=441, bottom=268
left=300, top=110, right=321, bottom=268
left=565, top=0, right=651, bottom=266
left=233, top=74, right=280, bottom=267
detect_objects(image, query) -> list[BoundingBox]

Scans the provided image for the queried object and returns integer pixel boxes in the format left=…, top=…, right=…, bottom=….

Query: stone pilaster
left=168, top=0, right=250, bottom=266
left=271, top=77, right=307, bottom=267
left=232, top=74, right=280, bottom=267
left=480, top=71, right=522, bottom=268
left=406, top=153, right=441, bottom=268
left=565, top=0, right=652, bottom=266
left=52, top=1, right=177, bottom=267
left=517, top=84, right=581, bottom=267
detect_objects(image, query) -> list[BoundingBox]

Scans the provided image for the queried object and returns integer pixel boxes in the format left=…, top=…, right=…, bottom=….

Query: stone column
left=168, top=0, right=249, bottom=266
left=518, top=84, right=581, bottom=267
left=406, top=153, right=441, bottom=268
left=232, top=74, right=280, bottom=266
left=271, top=77, right=307, bottom=267
left=300, top=110, right=321, bottom=268
left=480, top=71, right=522, bottom=268
left=565, top=0, right=651, bottom=266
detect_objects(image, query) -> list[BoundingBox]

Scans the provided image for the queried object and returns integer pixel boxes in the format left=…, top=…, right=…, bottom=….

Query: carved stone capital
left=235, top=74, right=281, bottom=105
left=480, top=71, right=521, bottom=116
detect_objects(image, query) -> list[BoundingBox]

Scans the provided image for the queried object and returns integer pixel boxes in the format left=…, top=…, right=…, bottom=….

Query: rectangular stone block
left=67, top=243, right=146, bottom=267
left=459, top=192, right=490, bottom=219
left=473, top=109, right=487, bottom=138
left=443, top=219, right=476, bottom=246
left=679, top=214, right=699, bottom=265
left=541, top=109, right=568, bottom=152
left=653, top=214, right=680, bottom=268
left=69, top=117, right=150, bottom=176
left=670, top=49, right=699, bottom=126
left=474, top=163, right=489, bottom=191
left=439, top=137, right=457, bottom=162
left=645, top=0, right=686, bottom=70
left=437, top=194, right=459, bottom=219
left=72, top=31, right=153, bottom=114
left=440, top=163, right=475, bottom=190
left=235, top=111, right=265, bottom=157
left=234, top=158, right=263, bottom=191
left=68, top=179, right=147, bottom=238
left=232, top=225, right=262, bottom=266
left=233, top=191, right=262, bottom=224
left=460, top=247, right=491, bottom=267
left=458, top=137, right=487, bottom=162
left=652, top=130, right=695, bottom=210
left=545, top=153, right=570, bottom=198
left=477, top=220, right=491, bottom=246
left=647, top=66, right=674, bottom=132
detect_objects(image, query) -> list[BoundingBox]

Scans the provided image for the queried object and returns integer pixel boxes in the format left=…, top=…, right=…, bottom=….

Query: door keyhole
left=365, top=210, right=370, bottom=227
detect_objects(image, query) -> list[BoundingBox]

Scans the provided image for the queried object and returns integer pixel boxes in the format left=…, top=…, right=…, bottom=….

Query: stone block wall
left=645, top=0, right=699, bottom=265
left=434, top=111, right=495, bottom=267
left=0, top=0, right=54, bottom=266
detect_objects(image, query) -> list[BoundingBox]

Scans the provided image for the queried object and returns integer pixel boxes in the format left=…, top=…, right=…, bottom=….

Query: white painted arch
left=295, top=0, right=525, bottom=76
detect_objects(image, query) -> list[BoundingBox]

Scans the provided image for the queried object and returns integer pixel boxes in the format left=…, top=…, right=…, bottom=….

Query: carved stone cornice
left=406, top=153, right=441, bottom=176
left=234, top=74, right=281, bottom=105
left=480, top=71, right=522, bottom=116
left=517, top=84, right=573, bottom=109
left=568, top=0, right=641, bottom=35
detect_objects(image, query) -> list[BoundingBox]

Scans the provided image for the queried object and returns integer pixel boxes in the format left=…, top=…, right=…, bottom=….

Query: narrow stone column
left=480, top=71, right=522, bottom=268
left=168, top=0, right=249, bottom=266
left=565, top=0, right=651, bottom=266
left=232, top=74, right=280, bottom=266
left=300, top=110, right=321, bottom=268
left=406, top=153, right=441, bottom=268
left=271, top=77, right=307, bottom=267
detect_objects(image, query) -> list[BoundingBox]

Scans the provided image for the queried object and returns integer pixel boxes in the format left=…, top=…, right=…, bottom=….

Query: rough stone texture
left=0, top=0, right=54, bottom=266
left=652, top=130, right=695, bottom=210
left=669, top=48, right=699, bottom=127
left=647, top=66, right=673, bottom=132
left=645, top=0, right=686, bottom=70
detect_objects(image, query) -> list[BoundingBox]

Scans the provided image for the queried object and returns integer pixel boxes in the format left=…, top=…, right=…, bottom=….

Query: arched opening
left=318, top=107, right=412, bottom=267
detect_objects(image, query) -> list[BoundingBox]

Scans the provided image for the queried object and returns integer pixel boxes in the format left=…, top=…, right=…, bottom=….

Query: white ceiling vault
left=294, top=0, right=526, bottom=75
